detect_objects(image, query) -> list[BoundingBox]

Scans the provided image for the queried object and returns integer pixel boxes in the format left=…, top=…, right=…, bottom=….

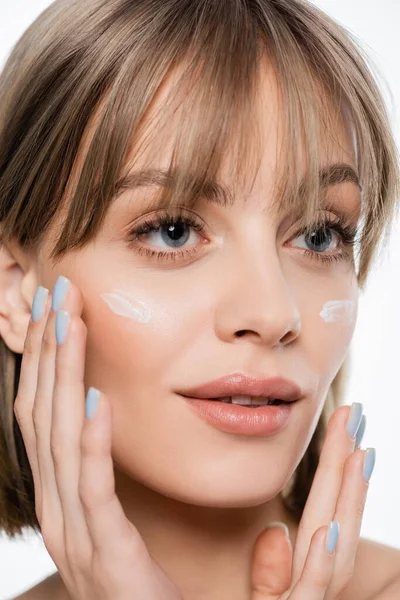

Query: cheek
left=83, top=284, right=206, bottom=393
left=305, top=294, right=358, bottom=380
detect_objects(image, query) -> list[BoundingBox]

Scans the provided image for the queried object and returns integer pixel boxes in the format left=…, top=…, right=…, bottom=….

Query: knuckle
left=355, top=504, right=365, bottom=527
left=64, top=537, right=87, bottom=574
left=50, top=436, right=65, bottom=467
left=13, top=400, right=24, bottom=424
left=14, top=398, right=32, bottom=430
left=332, top=565, right=354, bottom=595
left=332, top=577, right=351, bottom=596
left=40, top=525, right=58, bottom=557
left=78, top=477, right=93, bottom=507
left=41, top=325, right=55, bottom=351
left=301, top=569, right=329, bottom=592
left=32, top=404, right=44, bottom=434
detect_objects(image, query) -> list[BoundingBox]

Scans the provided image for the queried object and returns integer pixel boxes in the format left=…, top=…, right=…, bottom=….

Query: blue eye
left=148, top=218, right=194, bottom=248
left=289, top=215, right=358, bottom=265
left=125, top=212, right=207, bottom=261
left=292, top=226, right=338, bottom=254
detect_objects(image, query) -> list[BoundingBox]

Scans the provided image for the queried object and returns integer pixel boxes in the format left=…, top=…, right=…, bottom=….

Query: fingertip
left=85, top=386, right=102, bottom=421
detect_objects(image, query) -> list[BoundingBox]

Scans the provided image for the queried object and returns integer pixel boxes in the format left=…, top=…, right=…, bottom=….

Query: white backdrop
left=0, top=1, right=399, bottom=598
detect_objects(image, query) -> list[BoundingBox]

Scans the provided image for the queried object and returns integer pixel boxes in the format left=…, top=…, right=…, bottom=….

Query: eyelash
left=125, top=210, right=358, bottom=265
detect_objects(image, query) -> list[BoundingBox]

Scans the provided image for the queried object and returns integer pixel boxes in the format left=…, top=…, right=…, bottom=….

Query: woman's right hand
left=14, top=277, right=183, bottom=600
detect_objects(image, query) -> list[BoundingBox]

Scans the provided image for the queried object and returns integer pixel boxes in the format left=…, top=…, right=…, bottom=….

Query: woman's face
left=37, top=65, right=362, bottom=508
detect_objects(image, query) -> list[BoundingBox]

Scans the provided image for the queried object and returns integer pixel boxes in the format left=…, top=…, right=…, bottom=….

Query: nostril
left=235, top=330, right=248, bottom=337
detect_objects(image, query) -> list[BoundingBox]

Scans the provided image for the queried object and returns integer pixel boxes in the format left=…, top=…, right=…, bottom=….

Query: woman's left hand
left=250, top=403, right=372, bottom=599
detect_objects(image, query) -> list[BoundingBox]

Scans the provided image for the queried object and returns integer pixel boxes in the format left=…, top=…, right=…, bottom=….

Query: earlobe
left=0, top=242, right=37, bottom=355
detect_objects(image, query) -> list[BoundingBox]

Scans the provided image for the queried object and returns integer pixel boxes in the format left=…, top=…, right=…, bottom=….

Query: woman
left=0, top=0, right=399, bottom=598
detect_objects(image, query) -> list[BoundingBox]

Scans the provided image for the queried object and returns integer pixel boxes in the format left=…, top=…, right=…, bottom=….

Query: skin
left=2, top=61, right=399, bottom=599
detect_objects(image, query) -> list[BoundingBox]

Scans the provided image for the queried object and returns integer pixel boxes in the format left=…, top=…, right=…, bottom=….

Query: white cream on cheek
left=319, top=300, right=355, bottom=324
left=101, top=289, right=356, bottom=328
left=100, top=289, right=153, bottom=324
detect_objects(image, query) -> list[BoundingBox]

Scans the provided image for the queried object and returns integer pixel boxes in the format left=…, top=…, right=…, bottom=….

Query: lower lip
left=182, top=397, right=295, bottom=436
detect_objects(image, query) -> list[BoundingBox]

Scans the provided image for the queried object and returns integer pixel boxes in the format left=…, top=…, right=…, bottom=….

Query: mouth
left=201, top=396, right=287, bottom=407
left=177, top=373, right=304, bottom=405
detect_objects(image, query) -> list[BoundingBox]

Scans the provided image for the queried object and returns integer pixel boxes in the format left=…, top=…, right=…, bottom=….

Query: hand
left=14, top=278, right=183, bottom=600
left=250, top=403, right=373, bottom=599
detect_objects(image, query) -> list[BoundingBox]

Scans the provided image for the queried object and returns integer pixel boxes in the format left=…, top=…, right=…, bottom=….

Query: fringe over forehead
left=0, top=0, right=398, bottom=286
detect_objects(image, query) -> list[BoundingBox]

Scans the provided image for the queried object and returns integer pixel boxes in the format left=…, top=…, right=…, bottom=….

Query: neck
left=114, top=468, right=298, bottom=600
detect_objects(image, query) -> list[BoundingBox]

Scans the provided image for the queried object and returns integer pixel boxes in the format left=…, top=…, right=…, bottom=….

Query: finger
left=290, top=403, right=363, bottom=586
left=33, top=286, right=67, bottom=546
left=80, top=389, right=148, bottom=567
left=13, top=286, right=51, bottom=521
left=251, top=525, right=292, bottom=600
left=288, top=523, right=339, bottom=600
left=52, top=291, right=94, bottom=567
left=325, top=448, right=375, bottom=599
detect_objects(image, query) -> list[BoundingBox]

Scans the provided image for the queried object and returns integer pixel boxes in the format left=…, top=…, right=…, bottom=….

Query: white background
left=0, top=1, right=399, bottom=598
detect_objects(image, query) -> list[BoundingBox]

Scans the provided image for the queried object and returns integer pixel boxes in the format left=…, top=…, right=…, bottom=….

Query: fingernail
left=325, top=521, right=340, bottom=554
left=355, top=414, right=367, bottom=449
left=52, top=275, right=71, bottom=312
left=86, top=387, right=101, bottom=420
left=55, top=310, right=69, bottom=345
left=32, top=286, right=49, bottom=322
left=346, top=402, right=363, bottom=439
left=362, top=448, right=376, bottom=482
left=265, top=521, right=290, bottom=539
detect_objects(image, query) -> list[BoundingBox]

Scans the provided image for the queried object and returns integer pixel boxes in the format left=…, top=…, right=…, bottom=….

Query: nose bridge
left=214, top=243, right=301, bottom=346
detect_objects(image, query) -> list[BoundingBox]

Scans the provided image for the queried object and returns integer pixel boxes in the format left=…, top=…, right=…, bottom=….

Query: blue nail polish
left=32, top=286, right=49, bottom=322
left=52, top=276, right=71, bottom=312
left=355, top=414, right=367, bottom=449
left=346, top=402, right=363, bottom=439
left=362, top=448, right=376, bottom=482
left=86, top=387, right=101, bottom=420
left=55, top=310, right=69, bottom=345
left=325, top=521, right=340, bottom=554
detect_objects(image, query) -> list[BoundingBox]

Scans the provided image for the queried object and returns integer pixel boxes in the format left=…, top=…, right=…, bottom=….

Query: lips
left=178, top=373, right=303, bottom=403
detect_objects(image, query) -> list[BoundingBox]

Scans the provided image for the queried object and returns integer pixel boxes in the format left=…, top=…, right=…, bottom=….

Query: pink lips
left=178, top=373, right=303, bottom=437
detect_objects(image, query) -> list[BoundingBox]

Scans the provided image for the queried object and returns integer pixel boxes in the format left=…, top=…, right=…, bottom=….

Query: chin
left=140, top=467, right=292, bottom=509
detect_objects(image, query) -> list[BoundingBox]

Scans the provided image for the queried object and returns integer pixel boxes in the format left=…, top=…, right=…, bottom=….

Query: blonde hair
left=0, top=0, right=399, bottom=537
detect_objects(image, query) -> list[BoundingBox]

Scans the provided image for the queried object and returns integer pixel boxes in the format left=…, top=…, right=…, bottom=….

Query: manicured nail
left=31, top=286, right=49, bottom=322
left=325, top=521, right=340, bottom=554
left=86, top=387, right=101, bottom=420
left=355, top=414, right=367, bottom=449
left=346, top=402, right=363, bottom=439
left=55, top=310, right=69, bottom=345
left=52, top=275, right=71, bottom=312
left=362, top=448, right=376, bottom=482
left=265, top=521, right=290, bottom=539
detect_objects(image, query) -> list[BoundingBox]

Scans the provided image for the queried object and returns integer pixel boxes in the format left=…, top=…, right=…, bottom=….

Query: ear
left=0, top=239, right=39, bottom=354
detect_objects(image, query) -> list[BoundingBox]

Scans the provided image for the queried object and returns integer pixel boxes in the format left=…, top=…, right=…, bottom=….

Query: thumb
left=251, top=522, right=293, bottom=600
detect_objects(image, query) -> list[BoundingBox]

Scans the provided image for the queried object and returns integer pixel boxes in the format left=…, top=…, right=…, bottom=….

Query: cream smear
left=101, top=289, right=152, bottom=324
left=319, top=300, right=355, bottom=324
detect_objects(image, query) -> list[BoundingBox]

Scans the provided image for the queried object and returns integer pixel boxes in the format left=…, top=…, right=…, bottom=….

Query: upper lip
left=178, top=373, right=304, bottom=402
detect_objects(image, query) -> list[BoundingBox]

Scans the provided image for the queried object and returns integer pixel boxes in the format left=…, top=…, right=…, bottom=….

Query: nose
left=214, top=248, right=301, bottom=347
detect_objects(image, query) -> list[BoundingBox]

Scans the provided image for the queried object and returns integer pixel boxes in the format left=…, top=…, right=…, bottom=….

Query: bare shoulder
left=341, top=536, right=400, bottom=600
left=12, top=571, right=71, bottom=600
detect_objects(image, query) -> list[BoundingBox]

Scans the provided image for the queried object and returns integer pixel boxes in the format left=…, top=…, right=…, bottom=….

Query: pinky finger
left=289, top=522, right=339, bottom=600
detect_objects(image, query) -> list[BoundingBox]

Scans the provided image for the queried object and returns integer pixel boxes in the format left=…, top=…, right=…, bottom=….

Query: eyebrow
left=114, top=162, right=361, bottom=208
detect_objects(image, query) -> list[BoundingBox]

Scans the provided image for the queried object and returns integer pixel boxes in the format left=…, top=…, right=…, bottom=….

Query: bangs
left=1, top=0, right=396, bottom=287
